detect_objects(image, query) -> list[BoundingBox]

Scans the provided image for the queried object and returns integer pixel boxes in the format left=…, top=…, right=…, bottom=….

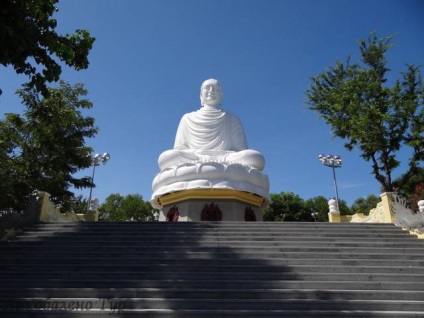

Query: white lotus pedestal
left=151, top=162, right=270, bottom=222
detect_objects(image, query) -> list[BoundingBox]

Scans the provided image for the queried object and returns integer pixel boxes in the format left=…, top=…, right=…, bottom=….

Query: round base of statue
left=151, top=160, right=270, bottom=221
left=156, top=189, right=265, bottom=222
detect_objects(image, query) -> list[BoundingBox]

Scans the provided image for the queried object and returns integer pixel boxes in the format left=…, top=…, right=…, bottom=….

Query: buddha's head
left=200, top=78, right=222, bottom=108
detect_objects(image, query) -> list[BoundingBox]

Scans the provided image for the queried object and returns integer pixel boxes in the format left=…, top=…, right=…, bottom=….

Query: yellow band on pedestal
left=157, top=189, right=266, bottom=207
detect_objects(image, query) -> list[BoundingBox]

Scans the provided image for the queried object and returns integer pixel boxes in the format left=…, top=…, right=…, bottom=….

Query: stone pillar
left=379, top=192, right=395, bottom=223
left=418, top=200, right=424, bottom=213
left=328, top=198, right=340, bottom=222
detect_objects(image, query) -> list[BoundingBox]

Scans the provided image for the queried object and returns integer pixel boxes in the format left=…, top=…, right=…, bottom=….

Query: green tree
left=263, top=192, right=313, bottom=222
left=394, top=167, right=424, bottom=211
left=338, top=199, right=353, bottom=216
left=0, top=81, right=97, bottom=210
left=0, top=0, right=95, bottom=96
left=304, top=196, right=330, bottom=222
left=68, top=194, right=88, bottom=214
left=99, top=193, right=156, bottom=221
left=306, top=32, right=423, bottom=193
left=263, top=192, right=354, bottom=222
left=350, top=194, right=380, bottom=215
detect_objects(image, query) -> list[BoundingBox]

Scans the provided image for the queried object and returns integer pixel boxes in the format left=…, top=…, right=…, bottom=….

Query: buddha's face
left=200, top=80, right=222, bottom=107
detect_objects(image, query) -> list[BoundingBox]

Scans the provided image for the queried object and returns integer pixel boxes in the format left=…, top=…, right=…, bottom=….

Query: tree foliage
left=68, top=194, right=88, bottom=214
left=263, top=191, right=353, bottom=222
left=99, top=193, right=156, bottom=221
left=263, top=192, right=308, bottom=222
left=0, top=81, right=97, bottom=210
left=0, top=0, right=95, bottom=96
left=306, top=32, right=424, bottom=192
left=350, top=194, right=380, bottom=215
left=264, top=192, right=319, bottom=221
left=304, top=196, right=331, bottom=222
left=394, top=167, right=424, bottom=211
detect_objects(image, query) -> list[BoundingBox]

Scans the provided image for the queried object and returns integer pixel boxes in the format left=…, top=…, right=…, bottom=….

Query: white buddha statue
left=152, top=78, right=269, bottom=210
left=158, top=78, right=265, bottom=171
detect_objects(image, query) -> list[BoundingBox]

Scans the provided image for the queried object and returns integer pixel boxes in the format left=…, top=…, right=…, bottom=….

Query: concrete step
left=16, top=226, right=412, bottom=234
left=29, top=221, right=399, bottom=227
left=1, top=278, right=423, bottom=290
left=21, top=223, right=410, bottom=233
left=2, top=240, right=424, bottom=253
left=1, top=221, right=423, bottom=317
left=2, top=297, right=424, bottom=311
left=5, top=227, right=414, bottom=236
left=5, top=238, right=422, bottom=248
left=2, top=287, right=424, bottom=301
left=10, top=232, right=414, bottom=243
left=1, top=271, right=422, bottom=283
left=1, top=309, right=424, bottom=317
left=17, top=223, right=410, bottom=230
left=2, top=250, right=424, bottom=261
left=2, top=263, right=423, bottom=274
left=1, top=256, right=423, bottom=266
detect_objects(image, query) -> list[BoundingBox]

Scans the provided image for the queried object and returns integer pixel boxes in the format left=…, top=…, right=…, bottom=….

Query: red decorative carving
left=201, top=203, right=222, bottom=221
left=245, top=207, right=256, bottom=221
left=166, top=206, right=179, bottom=222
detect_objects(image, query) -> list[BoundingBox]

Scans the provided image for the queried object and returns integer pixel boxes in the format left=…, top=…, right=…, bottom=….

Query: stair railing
left=0, top=192, right=41, bottom=240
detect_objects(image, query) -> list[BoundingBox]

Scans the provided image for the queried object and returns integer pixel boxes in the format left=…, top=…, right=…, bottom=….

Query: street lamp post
left=318, top=154, right=342, bottom=212
left=87, top=153, right=110, bottom=211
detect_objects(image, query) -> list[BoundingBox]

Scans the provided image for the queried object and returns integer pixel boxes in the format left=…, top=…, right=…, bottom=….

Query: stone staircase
left=0, top=222, right=424, bottom=317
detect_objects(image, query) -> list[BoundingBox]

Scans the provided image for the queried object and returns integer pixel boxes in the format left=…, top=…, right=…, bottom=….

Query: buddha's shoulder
left=181, top=109, right=240, bottom=121
left=224, top=111, right=242, bottom=122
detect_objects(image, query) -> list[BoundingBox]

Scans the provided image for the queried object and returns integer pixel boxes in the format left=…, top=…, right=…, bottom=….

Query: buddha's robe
left=158, top=106, right=265, bottom=171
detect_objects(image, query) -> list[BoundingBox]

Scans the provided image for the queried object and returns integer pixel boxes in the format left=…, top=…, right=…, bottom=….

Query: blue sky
left=1, top=0, right=423, bottom=206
